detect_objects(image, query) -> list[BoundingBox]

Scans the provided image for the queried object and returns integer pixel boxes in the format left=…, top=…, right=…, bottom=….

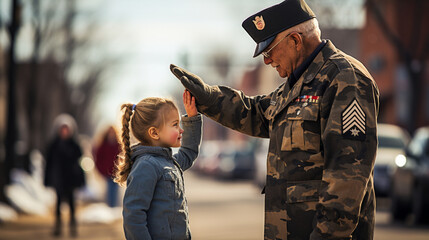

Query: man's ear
left=291, top=32, right=302, bottom=49
left=148, top=127, right=159, bottom=140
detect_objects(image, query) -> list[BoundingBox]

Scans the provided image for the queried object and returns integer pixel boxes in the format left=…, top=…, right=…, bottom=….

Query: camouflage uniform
left=171, top=40, right=379, bottom=239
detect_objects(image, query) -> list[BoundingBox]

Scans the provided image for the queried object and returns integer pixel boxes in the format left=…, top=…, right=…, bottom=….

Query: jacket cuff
left=181, top=113, right=202, bottom=122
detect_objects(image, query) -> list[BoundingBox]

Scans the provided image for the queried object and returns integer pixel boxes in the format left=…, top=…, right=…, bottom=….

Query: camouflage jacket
left=196, top=40, right=379, bottom=240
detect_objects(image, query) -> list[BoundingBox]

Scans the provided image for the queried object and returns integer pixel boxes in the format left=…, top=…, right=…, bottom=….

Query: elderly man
left=170, top=0, right=379, bottom=239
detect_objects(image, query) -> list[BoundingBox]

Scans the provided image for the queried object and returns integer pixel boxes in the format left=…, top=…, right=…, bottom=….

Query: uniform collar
left=289, top=40, right=327, bottom=87
left=301, top=39, right=338, bottom=84
left=271, top=40, right=339, bottom=118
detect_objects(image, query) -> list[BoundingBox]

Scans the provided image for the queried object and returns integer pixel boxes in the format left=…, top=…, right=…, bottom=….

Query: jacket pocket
left=163, top=170, right=180, bottom=199
left=286, top=180, right=321, bottom=203
left=281, top=102, right=320, bottom=152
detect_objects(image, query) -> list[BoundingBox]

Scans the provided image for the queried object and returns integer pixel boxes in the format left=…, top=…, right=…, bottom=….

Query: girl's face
left=157, top=108, right=184, bottom=148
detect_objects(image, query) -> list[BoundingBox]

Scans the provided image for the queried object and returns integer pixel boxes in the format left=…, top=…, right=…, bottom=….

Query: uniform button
left=297, top=110, right=301, bottom=115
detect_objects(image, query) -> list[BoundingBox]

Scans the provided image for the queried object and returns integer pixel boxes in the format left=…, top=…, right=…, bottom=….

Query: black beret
left=242, top=0, right=316, bottom=57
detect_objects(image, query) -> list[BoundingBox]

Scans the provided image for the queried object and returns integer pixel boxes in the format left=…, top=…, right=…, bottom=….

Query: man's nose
left=263, top=56, right=272, bottom=65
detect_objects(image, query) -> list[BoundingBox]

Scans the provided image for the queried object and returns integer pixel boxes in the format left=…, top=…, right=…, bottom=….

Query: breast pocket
left=281, top=102, right=320, bottom=152
left=163, top=170, right=181, bottom=199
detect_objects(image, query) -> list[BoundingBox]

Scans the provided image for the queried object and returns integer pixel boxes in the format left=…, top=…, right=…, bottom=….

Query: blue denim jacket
left=123, top=114, right=202, bottom=240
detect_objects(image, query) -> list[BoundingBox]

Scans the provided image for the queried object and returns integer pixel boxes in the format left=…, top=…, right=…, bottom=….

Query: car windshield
left=407, top=133, right=429, bottom=157
left=378, top=136, right=405, bottom=149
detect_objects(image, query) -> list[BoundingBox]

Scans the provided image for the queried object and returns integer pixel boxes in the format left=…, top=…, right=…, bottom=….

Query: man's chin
left=277, top=71, right=287, bottom=78
left=274, top=68, right=286, bottom=78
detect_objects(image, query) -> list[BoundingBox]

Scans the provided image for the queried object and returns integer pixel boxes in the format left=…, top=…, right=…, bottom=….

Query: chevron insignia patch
left=342, top=99, right=366, bottom=141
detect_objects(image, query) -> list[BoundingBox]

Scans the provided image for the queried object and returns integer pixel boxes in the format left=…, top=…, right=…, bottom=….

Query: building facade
left=360, top=0, right=429, bottom=132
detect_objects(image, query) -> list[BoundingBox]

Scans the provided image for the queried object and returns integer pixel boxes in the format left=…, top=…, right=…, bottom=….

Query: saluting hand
left=183, top=90, right=197, bottom=117
left=170, top=64, right=216, bottom=105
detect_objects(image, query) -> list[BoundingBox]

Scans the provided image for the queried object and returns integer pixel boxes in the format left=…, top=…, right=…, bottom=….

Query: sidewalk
left=0, top=203, right=124, bottom=240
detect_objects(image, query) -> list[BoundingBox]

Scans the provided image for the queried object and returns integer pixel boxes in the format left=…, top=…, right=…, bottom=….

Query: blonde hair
left=114, top=97, right=177, bottom=186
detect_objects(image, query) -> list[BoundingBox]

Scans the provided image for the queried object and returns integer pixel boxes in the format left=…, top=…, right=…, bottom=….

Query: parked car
left=373, top=124, right=410, bottom=196
left=195, top=140, right=257, bottom=179
left=192, top=141, right=223, bottom=175
left=390, top=127, right=429, bottom=223
left=216, top=139, right=260, bottom=179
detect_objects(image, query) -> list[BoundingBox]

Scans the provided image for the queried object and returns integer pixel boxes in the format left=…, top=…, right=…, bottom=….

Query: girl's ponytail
left=114, top=103, right=134, bottom=186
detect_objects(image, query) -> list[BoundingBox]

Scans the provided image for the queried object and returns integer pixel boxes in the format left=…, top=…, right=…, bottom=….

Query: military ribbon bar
left=295, top=95, right=320, bottom=103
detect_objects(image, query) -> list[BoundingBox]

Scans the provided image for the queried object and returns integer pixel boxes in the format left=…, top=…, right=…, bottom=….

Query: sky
left=1, top=0, right=365, bottom=129
left=91, top=0, right=278, bottom=126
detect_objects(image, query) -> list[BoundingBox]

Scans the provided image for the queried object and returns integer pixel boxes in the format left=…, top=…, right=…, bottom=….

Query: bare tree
left=1, top=0, right=21, bottom=203
left=20, top=0, right=115, bottom=156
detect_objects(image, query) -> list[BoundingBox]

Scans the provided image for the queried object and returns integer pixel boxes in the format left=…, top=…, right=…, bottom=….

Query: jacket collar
left=302, top=39, right=337, bottom=84
left=271, top=40, right=338, bottom=117
left=276, top=39, right=337, bottom=98
left=289, top=40, right=326, bottom=87
left=131, top=144, right=173, bottom=162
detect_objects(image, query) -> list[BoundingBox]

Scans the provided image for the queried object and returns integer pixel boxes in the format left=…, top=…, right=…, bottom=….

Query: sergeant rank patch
left=342, top=99, right=366, bottom=141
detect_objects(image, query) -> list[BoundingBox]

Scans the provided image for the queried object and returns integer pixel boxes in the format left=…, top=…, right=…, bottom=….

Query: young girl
left=114, top=90, right=201, bottom=240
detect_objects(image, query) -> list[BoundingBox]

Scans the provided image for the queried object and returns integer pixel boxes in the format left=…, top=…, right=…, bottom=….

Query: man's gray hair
left=288, top=18, right=321, bottom=40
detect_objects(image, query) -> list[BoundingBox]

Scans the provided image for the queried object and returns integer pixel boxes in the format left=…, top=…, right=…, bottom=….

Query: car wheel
left=412, top=183, right=429, bottom=224
left=391, top=193, right=409, bottom=221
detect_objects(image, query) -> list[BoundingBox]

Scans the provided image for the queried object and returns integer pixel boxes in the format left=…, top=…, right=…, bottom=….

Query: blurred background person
left=44, top=114, right=85, bottom=237
left=93, top=125, right=120, bottom=208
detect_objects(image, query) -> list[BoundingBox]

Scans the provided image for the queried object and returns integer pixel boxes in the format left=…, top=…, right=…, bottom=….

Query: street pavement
left=1, top=171, right=429, bottom=240
left=0, top=211, right=123, bottom=240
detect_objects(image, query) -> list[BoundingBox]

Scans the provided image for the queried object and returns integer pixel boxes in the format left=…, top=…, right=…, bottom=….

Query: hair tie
left=132, top=104, right=136, bottom=111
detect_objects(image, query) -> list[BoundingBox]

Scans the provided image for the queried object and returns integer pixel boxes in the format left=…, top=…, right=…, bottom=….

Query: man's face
left=263, top=32, right=300, bottom=78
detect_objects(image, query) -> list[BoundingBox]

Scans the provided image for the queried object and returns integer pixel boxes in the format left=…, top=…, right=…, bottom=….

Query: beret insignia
left=253, top=16, right=265, bottom=30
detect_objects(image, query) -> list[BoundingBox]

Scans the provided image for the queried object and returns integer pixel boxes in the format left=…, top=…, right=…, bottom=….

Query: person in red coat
left=94, top=126, right=120, bottom=207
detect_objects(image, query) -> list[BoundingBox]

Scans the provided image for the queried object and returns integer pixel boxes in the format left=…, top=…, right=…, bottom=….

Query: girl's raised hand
left=183, top=90, right=197, bottom=117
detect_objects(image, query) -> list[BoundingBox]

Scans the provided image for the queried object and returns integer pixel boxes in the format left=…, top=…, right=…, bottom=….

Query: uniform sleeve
left=310, top=69, right=379, bottom=239
left=196, top=85, right=274, bottom=138
left=123, top=159, right=160, bottom=240
left=174, top=114, right=202, bottom=171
